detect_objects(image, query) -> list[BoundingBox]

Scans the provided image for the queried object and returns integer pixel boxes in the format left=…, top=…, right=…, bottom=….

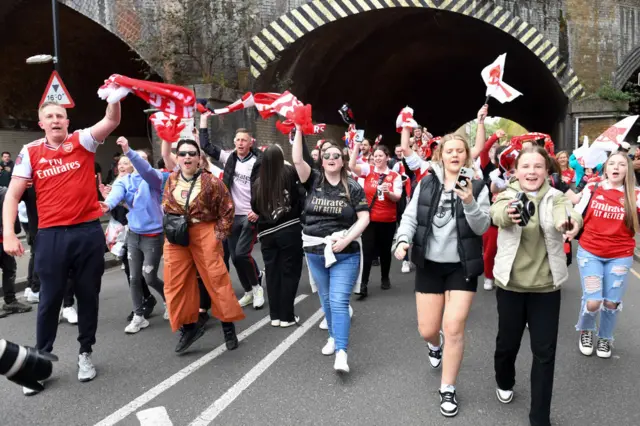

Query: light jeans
left=306, top=252, right=360, bottom=351
left=575, top=245, right=632, bottom=341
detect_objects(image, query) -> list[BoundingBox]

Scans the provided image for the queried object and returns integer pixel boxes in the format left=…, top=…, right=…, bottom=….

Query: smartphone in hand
left=455, top=167, right=475, bottom=190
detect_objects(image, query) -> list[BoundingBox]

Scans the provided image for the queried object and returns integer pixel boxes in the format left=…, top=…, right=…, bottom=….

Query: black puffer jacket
left=409, top=173, right=486, bottom=280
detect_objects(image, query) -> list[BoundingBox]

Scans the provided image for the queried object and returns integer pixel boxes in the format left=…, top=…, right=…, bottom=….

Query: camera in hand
left=0, top=339, right=58, bottom=391
left=509, top=192, right=535, bottom=227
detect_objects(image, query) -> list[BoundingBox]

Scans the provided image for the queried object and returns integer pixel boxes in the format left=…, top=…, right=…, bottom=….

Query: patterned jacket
left=162, top=170, right=235, bottom=240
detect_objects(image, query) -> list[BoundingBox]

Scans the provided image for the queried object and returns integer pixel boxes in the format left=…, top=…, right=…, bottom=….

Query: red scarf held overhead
left=98, top=74, right=196, bottom=118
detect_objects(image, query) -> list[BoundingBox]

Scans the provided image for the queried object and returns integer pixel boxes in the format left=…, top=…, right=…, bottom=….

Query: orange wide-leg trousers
left=163, top=222, right=245, bottom=332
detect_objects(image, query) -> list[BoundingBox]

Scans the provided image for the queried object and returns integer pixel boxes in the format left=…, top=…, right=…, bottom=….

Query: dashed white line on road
left=93, top=294, right=310, bottom=426
left=188, top=308, right=324, bottom=425
left=631, top=268, right=640, bottom=280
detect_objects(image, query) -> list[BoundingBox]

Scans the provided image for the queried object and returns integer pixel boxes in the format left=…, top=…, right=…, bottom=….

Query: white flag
left=481, top=53, right=522, bottom=104
left=590, top=115, right=639, bottom=152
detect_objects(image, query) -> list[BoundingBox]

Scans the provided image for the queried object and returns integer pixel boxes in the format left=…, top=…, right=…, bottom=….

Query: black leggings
left=362, top=221, right=396, bottom=285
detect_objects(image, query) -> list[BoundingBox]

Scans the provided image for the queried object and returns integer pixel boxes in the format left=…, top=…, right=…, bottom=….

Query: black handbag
left=163, top=172, right=200, bottom=246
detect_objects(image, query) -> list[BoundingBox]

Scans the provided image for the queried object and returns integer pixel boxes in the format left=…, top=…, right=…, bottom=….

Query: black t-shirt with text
left=302, top=169, right=368, bottom=254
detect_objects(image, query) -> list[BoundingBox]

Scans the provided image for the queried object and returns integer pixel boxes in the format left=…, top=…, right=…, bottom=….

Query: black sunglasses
left=177, top=151, right=199, bottom=157
left=323, top=152, right=341, bottom=160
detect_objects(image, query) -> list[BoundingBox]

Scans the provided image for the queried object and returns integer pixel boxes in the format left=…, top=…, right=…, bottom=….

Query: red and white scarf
left=98, top=74, right=196, bottom=118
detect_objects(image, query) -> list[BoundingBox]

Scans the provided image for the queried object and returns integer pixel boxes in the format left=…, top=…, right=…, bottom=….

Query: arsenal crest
left=181, top=190, right=188, bottom=199
left=62, top=142, right=73, bottom=153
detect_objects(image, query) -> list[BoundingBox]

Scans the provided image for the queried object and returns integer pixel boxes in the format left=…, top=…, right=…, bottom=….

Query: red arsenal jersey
left=579, top=182, right=640, bottom=259
left=360, top=164, right=401, bottom=223
left=12, top=129, right=103, bottom=229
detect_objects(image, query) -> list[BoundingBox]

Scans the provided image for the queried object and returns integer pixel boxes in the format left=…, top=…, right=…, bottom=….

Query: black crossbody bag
left=163, top=172, right=200, bottom=246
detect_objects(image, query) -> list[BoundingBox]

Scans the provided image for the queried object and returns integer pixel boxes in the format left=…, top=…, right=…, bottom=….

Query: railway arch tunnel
left=249, top=0, right=585, bottom=147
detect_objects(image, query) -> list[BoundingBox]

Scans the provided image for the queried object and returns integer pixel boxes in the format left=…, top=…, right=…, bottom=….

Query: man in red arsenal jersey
left=2, top=100, right=121, bottom=395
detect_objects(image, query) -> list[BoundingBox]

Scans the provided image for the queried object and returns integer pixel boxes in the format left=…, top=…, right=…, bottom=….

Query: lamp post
left=25, top=0, right=61, bottom=73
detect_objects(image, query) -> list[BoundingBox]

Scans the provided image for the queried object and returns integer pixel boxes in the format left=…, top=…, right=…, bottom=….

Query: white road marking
left=188, top=308, right=324, bottom=425
left=93, top=294, right=309, bottom=426
left=630, top=268, right=640, bottom=280
left=136, top=406, right=173, bottom=426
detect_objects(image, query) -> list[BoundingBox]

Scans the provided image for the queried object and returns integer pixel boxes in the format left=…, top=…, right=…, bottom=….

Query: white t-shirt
left=219, top=150, right=256, bottom=216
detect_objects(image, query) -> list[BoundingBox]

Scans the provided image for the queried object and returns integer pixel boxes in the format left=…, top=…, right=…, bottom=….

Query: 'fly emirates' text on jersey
left=359, top=164, right=402, bottom=223
left=12, top=129, right=103, bottom=229
left=579, top=182, right=640, bottom=259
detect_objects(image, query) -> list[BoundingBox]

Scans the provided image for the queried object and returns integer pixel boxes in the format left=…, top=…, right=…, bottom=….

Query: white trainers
left=334, top=349, right=349, bottom=373
left=238, top=292, right=253, bottom=307
left=401, top=260, right=411, bottom=273
left=124, top=314, right=150, bottom=334
left=271, top=319, right=280, bottom=327
left=483, top=278, right=494, bottom=291
left=24, top=287, right=32, bottom=298
left=322, top=337, right=336, bottom=355
left=319, top=317, right=328, bottom=330
left=596, top=338, right=612, bottom=358
left=496, top=388, right=514, bottom=404
left=27, top=291, right=40, bottom=304
left=579, top=330, right=594, bottom=356
left=163, top=303, right=169, bottom=321
left=78, top=353, right=96, bottom=382
left=62, top=307, right=78, bottom=324
left=319, top=305, right=353, bottom=330
left=280, top=316, right=299, bottom=328
left=252, top=285, right=265, bottom=309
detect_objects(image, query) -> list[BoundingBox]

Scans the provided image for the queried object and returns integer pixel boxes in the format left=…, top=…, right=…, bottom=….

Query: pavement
left=1, top=246, right=639, bottom=426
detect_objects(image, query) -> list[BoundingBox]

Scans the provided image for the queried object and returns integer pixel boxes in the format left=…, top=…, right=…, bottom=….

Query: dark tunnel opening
left=256, top=8, right=568, bottom=146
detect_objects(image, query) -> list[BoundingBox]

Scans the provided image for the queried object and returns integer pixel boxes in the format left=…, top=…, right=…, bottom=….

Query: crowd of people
left=1, top=97, right=639, bottom=426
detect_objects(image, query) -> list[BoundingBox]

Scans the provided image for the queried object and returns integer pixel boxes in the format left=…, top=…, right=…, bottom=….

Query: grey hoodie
left=395, top=163, right=491, bottom=263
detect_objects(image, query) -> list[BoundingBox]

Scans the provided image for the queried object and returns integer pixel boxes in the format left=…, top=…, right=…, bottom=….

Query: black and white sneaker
left=496, top=387, right=514, bottom=404
left=427, top=331, right=444, bottom=369
left=579, top=330, right=594, bottom=356
left=596, top=338, right=612, bottom=359
left=439, top=389, right=458, bottom=417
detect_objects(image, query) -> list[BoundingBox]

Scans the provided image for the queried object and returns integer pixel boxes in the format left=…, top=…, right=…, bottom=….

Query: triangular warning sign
left=39, top=70, right=75, bottom=108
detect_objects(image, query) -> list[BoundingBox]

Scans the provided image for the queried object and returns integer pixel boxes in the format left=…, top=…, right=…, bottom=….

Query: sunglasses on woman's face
left=177, top=151, right=199, bottom=157
left=323, top=152, right=342, bottom=160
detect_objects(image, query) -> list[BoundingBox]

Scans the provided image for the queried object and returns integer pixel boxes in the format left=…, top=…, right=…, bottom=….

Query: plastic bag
left=105, top=218, right=126, bottom=256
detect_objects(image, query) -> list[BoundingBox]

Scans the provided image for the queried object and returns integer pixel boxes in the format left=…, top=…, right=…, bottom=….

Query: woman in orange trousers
left=162, top=139, right=245, bottom=353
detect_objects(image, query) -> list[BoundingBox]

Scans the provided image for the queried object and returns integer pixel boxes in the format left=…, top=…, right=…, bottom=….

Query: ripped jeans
left=127, top=232, right=165, bottom=316
left=575, top=245, right=632, bottom=341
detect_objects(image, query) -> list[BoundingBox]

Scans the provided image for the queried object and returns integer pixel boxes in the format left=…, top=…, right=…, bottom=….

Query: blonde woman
left=574, top=152, right=640, bottom=358
left=393, top=132, right=490, bottom=418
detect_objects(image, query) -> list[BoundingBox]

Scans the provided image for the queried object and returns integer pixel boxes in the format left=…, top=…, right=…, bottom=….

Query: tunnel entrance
left=250, top=3, right=584, bottom=148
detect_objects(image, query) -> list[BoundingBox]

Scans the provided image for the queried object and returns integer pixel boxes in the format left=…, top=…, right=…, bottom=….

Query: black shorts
left=415, top=260, right=478, bottom=294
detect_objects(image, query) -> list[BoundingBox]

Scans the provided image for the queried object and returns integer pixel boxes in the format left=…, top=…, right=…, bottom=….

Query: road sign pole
left=52, top=0, right=60, bottom=74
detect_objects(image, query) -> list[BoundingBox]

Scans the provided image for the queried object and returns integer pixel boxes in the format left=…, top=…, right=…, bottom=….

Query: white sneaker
left=238, top=292, right=253, bottom=307
left=334, top=350, right=349, bottom=373
left=280, top=316, right=299, bottom=328
left=483, top=278, right=494, bottom=291
left=124, top=314, right=150, bottom=334
left=163, top=303, right=169, bottom=321
left=27, top=291, right=40, bottom=304
left=319, top=317, right=328, bottom=330
left=24, top=288, right=32, bottom=298
left=401, top=261, right=411, bottom=273
left=496, top=388, right=514, bottom=404
left=62, top=307, right=78, bottom=324
left=78, top=353, right=96, bottom=382
left=271, top=319, right=280, bottom=327
left=596, top=338, right=612, bottom=359
left=349, top=305, right=354, bottom=318
left=322, top=337, right=336, bottom=355
left=252, top=285, right=265, bottom=309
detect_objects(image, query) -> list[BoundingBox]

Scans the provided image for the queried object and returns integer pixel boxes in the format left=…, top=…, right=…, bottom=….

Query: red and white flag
left=254, top=92, right=281, bottom=119
left=591, top=115, right=639, bottom=152
left=197, top=92, right=255, bottom=115
left=481, top=54, right=522, bottom=104
left=395, top=106, right=418, bottom=133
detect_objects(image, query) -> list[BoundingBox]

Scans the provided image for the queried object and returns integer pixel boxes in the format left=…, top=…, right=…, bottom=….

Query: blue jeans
left=575, top=245, right=633, bottom=341
left=306, top=252, right=360, bottom=351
